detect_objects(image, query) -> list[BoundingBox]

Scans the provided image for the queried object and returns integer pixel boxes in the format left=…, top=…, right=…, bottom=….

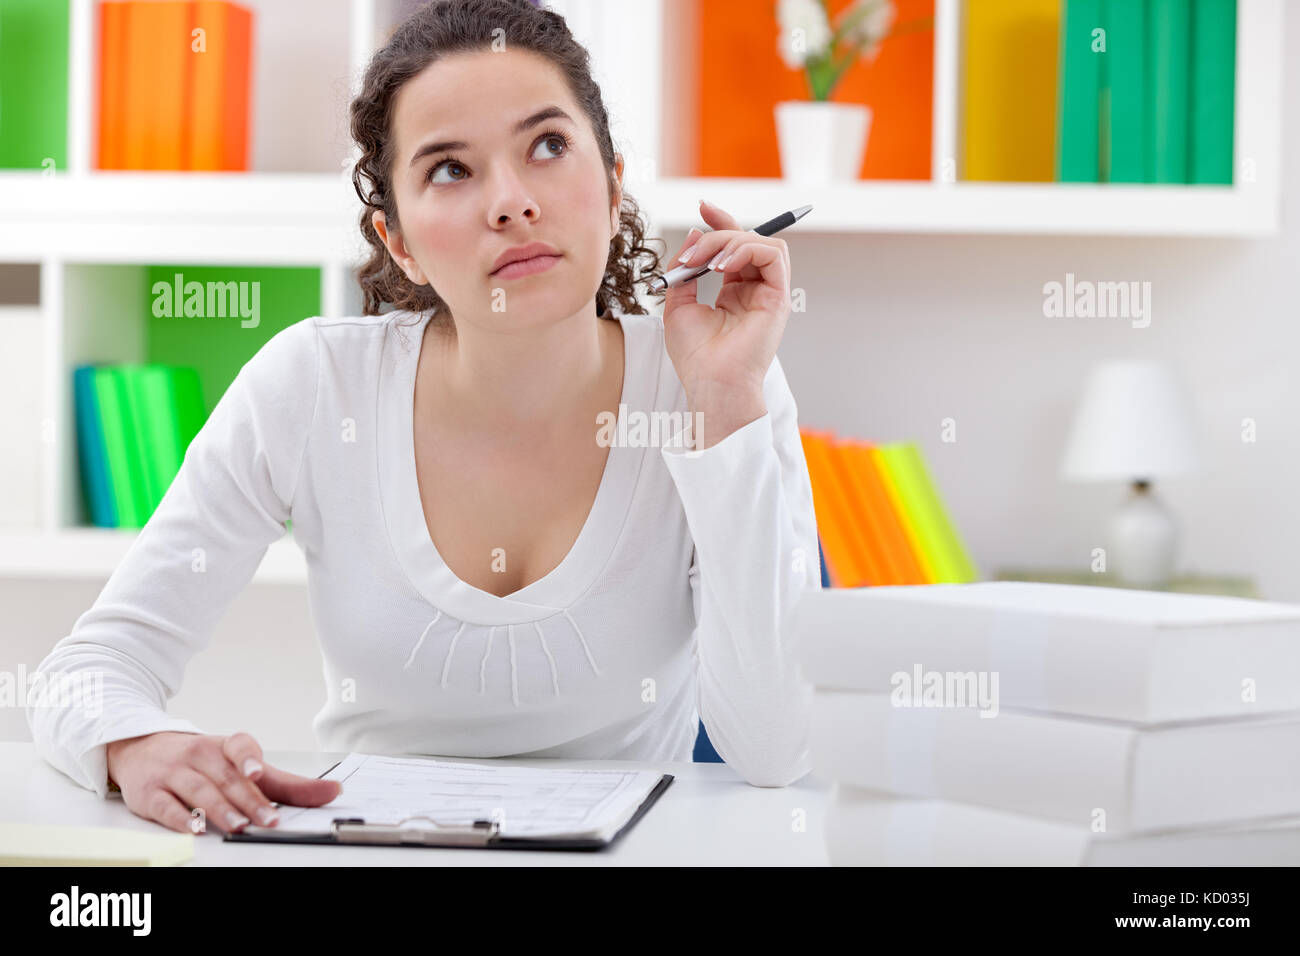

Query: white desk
left=0, top=743, right=832, bottom=866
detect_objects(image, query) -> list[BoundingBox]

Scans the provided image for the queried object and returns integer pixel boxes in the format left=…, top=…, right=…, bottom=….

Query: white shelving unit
left=0, top=0, right=1284, bottom=582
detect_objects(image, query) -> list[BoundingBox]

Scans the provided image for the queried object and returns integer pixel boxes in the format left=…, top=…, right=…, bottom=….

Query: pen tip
left=792, top=204, right=813, bottom=220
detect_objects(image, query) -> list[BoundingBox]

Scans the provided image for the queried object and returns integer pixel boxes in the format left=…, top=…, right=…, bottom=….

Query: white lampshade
left=1060, top=359, right=1201, bottom=481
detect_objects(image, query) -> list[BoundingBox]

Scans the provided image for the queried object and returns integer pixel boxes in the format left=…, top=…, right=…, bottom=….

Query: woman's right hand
left=105, top=731, right=343, bottom=835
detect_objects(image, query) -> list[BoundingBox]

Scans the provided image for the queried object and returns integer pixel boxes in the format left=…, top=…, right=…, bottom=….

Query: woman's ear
left=372, top=210, right=429, bottom=285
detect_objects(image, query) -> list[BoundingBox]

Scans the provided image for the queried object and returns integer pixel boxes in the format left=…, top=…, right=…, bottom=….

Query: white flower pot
left=774, top=100, right=872, bottom=184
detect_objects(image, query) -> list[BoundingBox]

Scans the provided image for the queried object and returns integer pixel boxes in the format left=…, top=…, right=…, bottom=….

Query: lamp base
left=1107, top=480, right=1178, bottom=588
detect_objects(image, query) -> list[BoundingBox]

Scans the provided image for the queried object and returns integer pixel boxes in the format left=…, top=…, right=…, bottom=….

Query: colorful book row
left=800, top=429, right=978, bottom=587
left=96, top=0, right=253, bottom=171
left=73, top=364, right=206, bottom=528
left=1058, top=0, right=1236, bottom=184
left=962, top=0, right=1235, bottom=184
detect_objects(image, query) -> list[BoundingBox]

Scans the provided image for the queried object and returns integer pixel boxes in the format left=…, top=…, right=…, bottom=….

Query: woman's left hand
left=661, top=200, right=792, bottom=448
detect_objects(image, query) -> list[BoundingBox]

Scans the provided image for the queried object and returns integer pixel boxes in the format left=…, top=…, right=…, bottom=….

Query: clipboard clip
left=331, top=814, right=501, bottom=847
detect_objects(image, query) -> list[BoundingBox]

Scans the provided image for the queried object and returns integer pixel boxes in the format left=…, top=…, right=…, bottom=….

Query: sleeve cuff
left=660, top=411, right=773, bottom=468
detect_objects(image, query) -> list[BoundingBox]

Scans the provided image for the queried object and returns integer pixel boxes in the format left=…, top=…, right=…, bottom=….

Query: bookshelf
left=0, top=0, right=1285, bottom=582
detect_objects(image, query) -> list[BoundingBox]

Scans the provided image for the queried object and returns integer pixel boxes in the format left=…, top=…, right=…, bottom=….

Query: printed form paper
left=264, top=752, right=665, bottom=840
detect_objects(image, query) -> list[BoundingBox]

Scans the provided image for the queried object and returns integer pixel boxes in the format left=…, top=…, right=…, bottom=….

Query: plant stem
left=809, top=13, right=937, bottom=100
left=829, top=1, right=883, bottom=49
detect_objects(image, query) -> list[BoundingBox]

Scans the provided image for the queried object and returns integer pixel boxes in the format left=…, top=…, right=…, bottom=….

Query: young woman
left=28, top=0, right=819, bottom=835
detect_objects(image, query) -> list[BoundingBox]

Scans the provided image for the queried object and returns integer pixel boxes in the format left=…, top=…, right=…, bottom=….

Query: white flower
left=841, top=0, right=896, bottom=61
left=776, top=0, right=833, bottom=69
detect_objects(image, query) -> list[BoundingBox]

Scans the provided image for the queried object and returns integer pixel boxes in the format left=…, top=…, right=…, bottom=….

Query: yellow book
left=962, top=0, right=1061, bottom=181
left=868, top=446, right=936, bottom=584
left=0, top=822, right=193, bottom=866
left=881, top=442, right=979, bottom=583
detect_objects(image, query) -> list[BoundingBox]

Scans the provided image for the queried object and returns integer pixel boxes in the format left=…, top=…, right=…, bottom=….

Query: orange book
left=188, top=0, right=254, bottom=170
left=836, top=440, right=900, bottom=585
left=123, top=1, right=193, bottom=169
left=799, top=429, right=867, bottom=587
left=96, top=1, right=129, bottom=169
left=696, top=0, right=933, bottom=180
left=824, top=438, right=892, bottom=585
left=848, top=442, right=927, bottom=584
left=867, top=444, right=935, bottom=583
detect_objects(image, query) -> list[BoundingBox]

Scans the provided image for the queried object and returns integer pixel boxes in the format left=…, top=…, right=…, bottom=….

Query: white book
left=813, top=689, right=1300, bottom=834
left=827, top=784, right=1300, bottom=866
left=795, top=582, right=1300, bottom=722
left=0, top=305, right=43, bottom=528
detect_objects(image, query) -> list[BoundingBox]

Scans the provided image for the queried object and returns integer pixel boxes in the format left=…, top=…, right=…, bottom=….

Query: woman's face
left=375, top=48, right=622, bottom=327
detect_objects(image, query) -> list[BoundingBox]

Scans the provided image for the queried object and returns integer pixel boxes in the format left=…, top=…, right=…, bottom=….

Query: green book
left=128, top=364, right=208, bottom=518
left=1148, top=0, right=1192, bottom=182
left=1104, top=0, right=1150, bottom=181
left=1057, top=0, right=1105, bottom=182
left=91, top=367, right=147, bottom=528
left=0, top=0, right=69, bottom=170
left=877, top=443, right=979, bottom=585
left=170, top=366, right=206, bottom=458
left=1189, top=0, right=1236, bottom=184
left=125, top=366, right=170, bottom=519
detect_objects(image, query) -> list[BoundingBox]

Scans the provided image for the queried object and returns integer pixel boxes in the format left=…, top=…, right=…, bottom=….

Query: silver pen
left=644, top=204, right=813, bottom=294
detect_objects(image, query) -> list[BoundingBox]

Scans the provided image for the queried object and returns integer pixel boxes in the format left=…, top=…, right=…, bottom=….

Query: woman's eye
left=532, top=133, right=570, bottom=160
left=427, top=160, right=467, bottom=185
left=426, top=133, right=570, bottom=185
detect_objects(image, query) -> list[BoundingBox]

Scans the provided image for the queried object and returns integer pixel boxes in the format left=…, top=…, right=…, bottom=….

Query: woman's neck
left=419, top=304, right=623, bottom=440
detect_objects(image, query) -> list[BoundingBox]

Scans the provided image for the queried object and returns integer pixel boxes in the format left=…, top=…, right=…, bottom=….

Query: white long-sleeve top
left=27, top=306, right=821, bottom=799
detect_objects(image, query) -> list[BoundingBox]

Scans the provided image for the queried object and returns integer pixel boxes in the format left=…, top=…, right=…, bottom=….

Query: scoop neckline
left=378, top=309, right=648, bottom=625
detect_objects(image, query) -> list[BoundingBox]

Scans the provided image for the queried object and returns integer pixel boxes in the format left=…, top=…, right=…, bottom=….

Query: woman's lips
left=491, top=254, right=561, bottom=280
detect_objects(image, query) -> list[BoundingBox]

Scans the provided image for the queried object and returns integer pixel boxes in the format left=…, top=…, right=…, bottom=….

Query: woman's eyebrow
left=408, top=105, right=575, bottom=168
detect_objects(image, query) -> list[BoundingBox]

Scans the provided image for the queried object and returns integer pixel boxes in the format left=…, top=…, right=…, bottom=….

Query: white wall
left=3, top=578, right=324, bottom=750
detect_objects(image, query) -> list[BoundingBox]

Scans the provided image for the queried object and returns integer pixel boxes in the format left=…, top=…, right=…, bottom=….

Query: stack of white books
left=794, top=581, right=1300, bottom=865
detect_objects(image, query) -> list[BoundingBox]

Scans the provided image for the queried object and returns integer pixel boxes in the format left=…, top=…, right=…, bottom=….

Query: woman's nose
left=496, top=205, right=537, bottom=223
left=488, top=170, right=539, bottom=223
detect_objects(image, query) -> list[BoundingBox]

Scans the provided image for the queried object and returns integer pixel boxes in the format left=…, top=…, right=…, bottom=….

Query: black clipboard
left=223, top=759, right=674, bottom=852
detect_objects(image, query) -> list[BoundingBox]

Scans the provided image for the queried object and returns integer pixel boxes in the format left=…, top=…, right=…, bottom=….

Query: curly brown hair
left=348, top=0, right=666, bottom=327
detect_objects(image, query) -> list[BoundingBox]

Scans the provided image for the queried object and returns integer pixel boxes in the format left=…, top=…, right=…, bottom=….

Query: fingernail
left=707, top=250, right=728, bottom=270
left=242, top=758, right=262, bottom=777
left=226, top=811, right=250, bottom=830
left=257, top=806, right=278, bottom=825
left=700, top=198, right=713, bottom=208
left=679, top=243, right=698, bottom=263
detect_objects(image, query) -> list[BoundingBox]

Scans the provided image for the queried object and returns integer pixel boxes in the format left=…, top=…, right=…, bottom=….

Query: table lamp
left=1059, top=359, right=1201, bottom=588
